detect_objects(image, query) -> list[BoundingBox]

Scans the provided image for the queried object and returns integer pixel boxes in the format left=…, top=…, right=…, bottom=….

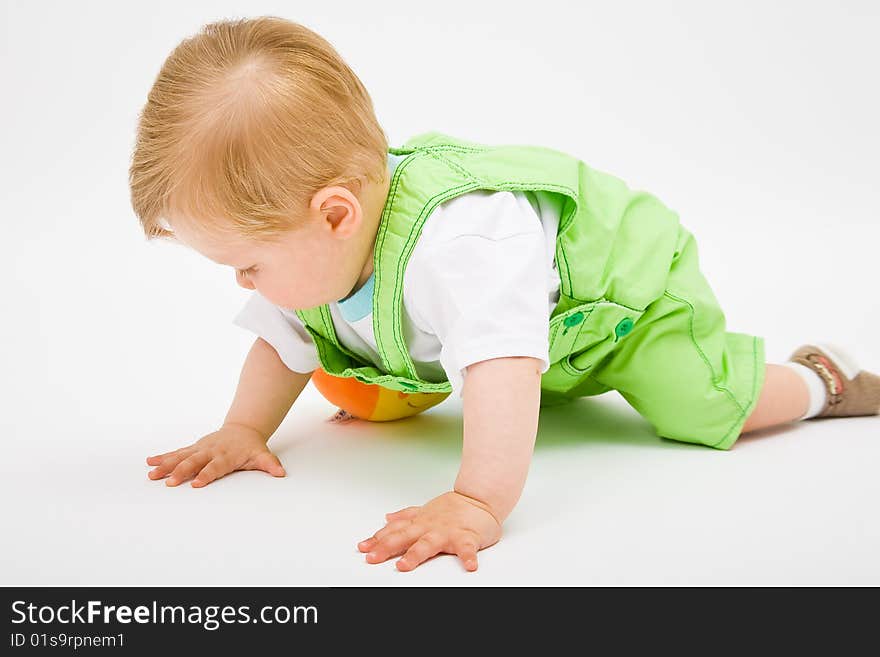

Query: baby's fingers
left=147, top=448, right=194, bottom=480
left=357, top=518, right=416, bottom=552
left=385, top=506, right=420, bottom=522
left=396, top=532, right=445, bottom=572
left=244, top=450, right=286, bottom=477
left=146, top=447, right=189, bottom=466
left=453, top=534, right=480, bottom=572
left=166, top=452, right=212, bottom=487
left=191, top=457, right=235, bottom=488
left=364, top=524, right=424, bottom=564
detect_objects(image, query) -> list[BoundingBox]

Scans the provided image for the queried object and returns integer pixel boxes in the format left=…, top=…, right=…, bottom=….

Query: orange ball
left=311, top=368, right=450, bottom=421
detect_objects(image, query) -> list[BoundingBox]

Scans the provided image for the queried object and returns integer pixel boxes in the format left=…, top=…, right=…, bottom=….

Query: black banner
left=0, top=586, right=871, bottom=652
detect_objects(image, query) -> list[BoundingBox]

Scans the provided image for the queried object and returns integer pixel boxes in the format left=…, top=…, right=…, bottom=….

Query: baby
left=130, top=17, right=880, bottom=573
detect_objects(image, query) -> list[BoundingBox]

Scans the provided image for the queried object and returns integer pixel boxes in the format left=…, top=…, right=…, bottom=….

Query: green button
left=615, top=318, right=634, bottom=338
left=564, top=311, right=585, bottom=327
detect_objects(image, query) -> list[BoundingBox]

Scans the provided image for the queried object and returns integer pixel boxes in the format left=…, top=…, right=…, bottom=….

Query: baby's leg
left=740, top=364, right=809, bottom=434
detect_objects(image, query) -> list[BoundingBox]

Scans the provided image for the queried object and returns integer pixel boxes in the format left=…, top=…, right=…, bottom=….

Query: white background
left=1, top=0, right=878, bottom=585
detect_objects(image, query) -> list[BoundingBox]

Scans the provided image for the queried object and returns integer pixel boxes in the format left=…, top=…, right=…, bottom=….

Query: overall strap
left=371, top=147, right=483, bottom=378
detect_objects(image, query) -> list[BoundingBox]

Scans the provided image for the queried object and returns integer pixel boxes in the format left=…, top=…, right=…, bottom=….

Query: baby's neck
left=346, top=171, right=392, bottom=297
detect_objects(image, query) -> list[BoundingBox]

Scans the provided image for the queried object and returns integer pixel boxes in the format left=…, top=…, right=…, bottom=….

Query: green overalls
left=295, top=132, right=765, bottom=450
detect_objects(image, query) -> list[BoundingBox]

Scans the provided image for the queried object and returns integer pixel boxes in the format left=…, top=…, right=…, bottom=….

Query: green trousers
left=555, top=223, right=766, bottom=450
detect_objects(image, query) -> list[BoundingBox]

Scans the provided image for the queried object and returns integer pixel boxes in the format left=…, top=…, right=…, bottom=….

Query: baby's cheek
left=257, top=282, right=293, bottom=307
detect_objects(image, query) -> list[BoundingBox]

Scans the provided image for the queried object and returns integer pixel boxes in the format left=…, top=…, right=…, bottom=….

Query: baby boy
left=130, top=17, right=880, bottom=572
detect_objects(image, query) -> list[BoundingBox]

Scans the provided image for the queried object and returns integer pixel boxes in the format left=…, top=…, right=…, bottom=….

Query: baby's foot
left=788, top=342, right=880, bottom=418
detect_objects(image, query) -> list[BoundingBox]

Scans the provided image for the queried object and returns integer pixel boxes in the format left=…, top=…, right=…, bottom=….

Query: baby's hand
left=357, top=491, right=502, bottom=572
left=145, top=423, right=285, bottom=488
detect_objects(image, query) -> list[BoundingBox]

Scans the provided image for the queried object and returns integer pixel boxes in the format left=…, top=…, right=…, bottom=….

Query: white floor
left=2, top=1, right=878, bottom=586
left=3, top=381, right=879, bottom=586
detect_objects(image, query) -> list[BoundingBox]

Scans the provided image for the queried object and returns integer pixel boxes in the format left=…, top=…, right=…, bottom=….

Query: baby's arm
left=146, top=337, right=313, bottom=487
left=222, top=337, right=313, bottom=439
left=358, top=356, right=542, bottom=571
left=455, top=356, right=542, bottom=522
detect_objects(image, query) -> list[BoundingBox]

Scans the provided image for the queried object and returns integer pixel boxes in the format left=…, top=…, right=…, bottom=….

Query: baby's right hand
left=146, top=423, right=286, bottom=488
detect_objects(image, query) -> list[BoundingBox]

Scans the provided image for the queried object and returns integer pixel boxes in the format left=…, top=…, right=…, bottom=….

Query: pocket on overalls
left=548, top=301, right=645, bottom=376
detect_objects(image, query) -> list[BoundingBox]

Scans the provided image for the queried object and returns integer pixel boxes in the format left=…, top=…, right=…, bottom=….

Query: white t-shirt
left=232, top=152, right=564, bottom=398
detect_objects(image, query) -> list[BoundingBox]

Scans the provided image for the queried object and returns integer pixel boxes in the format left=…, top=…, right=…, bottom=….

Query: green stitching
left=391, top=179, right=480, bottom=378
left=307, top=326, right=330, bottom=370
left=378, top=139, right=490, bottom=382
left=711, top=335, right=763, bottom=449
left=334, top=136, right=613, bottom=393
left=372, top=148, right=419, bottom=373
left=321, top=305, right=362, bottom=364
left=548, top=303, right=600, bottom=365
left=413, top=139, right=580, bottom=298
left=320, top=306, right=335, bottom=346
left=428, top=150, right=482, bottom=183
left=561, top=356, right=593, bottom=377
left=662, top=290, right=745, bottom=415
left=374, top=148, right=481, bottom=381
left=557, top=208, right=575, bottom=298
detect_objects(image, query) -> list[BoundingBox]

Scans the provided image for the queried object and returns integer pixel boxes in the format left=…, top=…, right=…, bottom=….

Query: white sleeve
left=407, top=191, right=552, bottom=397
left=232, top=291, right=320, bottom=373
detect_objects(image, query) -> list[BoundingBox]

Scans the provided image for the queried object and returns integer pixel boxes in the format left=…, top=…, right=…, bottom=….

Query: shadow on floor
left=536, top=396, right=669, bottom=450
left=735, top=421, right=803, bottom=445
left=279, top=393, right=728, bottom=456
left=540, top=396, right=809, bottom=450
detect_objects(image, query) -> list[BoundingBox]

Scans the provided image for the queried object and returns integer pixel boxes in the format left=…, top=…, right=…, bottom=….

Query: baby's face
left=166, top=179, right=385, bottom=309
left=168, top=213, right=364, bottom=310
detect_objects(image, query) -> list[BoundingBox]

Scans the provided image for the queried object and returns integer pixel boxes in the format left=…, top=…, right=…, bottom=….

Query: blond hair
left=129, top=16, right=389, bottom=241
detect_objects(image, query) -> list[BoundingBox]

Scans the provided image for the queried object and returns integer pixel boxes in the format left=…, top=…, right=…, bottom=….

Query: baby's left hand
left=358, top=491, right=502, bottom=572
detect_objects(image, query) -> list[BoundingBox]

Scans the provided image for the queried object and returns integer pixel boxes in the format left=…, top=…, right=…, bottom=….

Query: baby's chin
left=264, top=291, right=341, bottom=311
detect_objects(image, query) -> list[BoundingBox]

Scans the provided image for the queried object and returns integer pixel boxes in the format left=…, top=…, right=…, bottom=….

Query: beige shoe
left=788, top=343, right=880, bottom=418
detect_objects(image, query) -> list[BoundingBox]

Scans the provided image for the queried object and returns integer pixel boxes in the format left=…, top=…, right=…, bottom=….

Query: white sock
left=783, top=362, right=827, bottom=419
left=783, top=342, right=861, bottom=420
